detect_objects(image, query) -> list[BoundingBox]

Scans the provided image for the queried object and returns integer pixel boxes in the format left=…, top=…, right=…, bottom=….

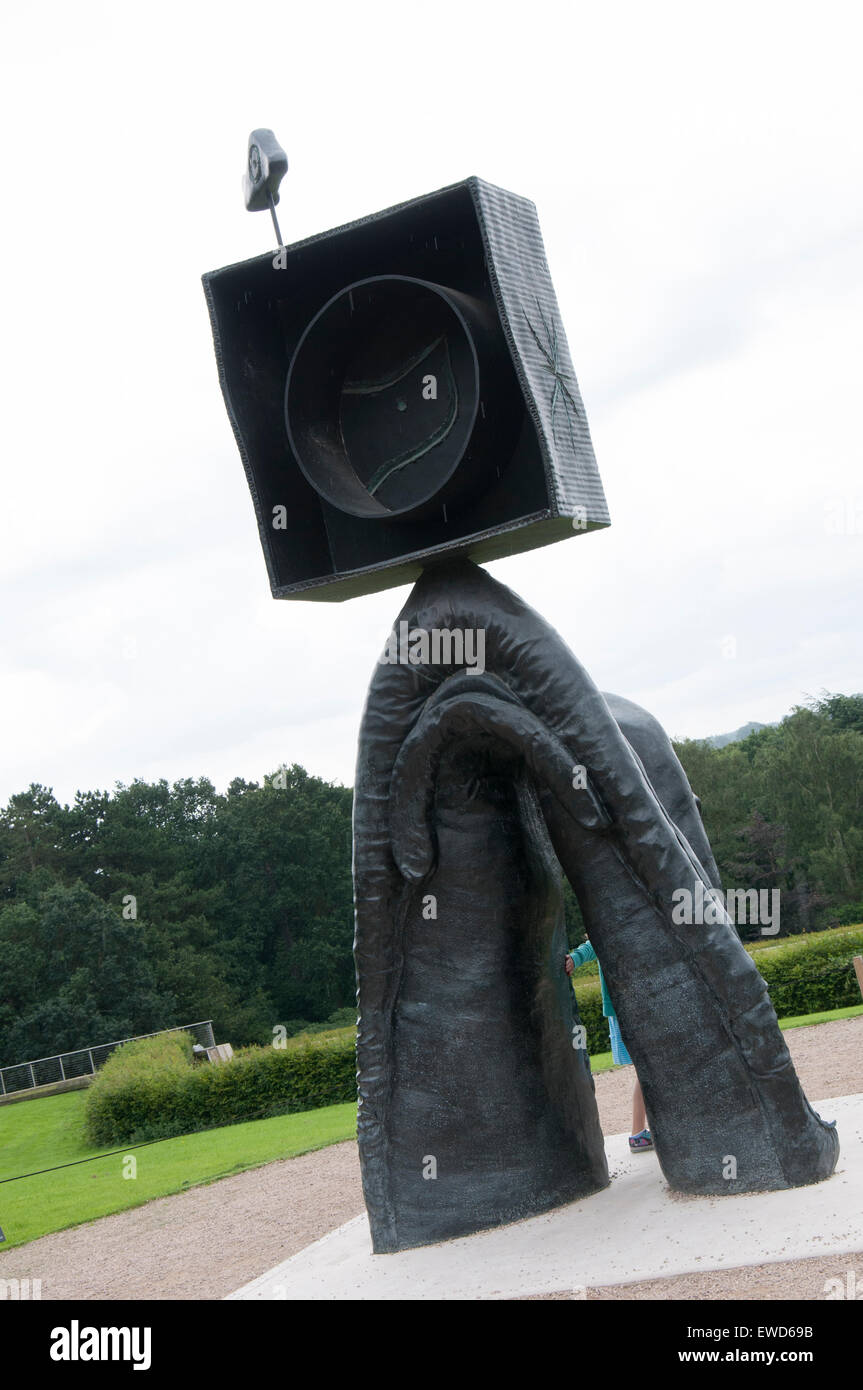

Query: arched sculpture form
left=353, top=559, right=839, bottom=1253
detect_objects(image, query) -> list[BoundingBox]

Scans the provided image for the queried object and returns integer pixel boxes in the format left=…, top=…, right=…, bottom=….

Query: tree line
left=674, top=693, right=863, bottom=935
left=0, top=693, right=860, bottom=1066
left=0, top=768, right=354, bottom=1065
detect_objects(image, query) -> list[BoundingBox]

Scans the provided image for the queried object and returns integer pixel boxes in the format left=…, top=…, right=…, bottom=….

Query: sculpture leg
left=384, top=741, right=608, bottom=1250
left=353, top=559, right=838, bottom=1253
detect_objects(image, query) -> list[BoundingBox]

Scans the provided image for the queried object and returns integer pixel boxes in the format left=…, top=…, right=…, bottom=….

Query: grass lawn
left=778, top=1003, right=863, bottom=1029
left=1, top=1001, right=859, bottom=1253
left=0, top=1094, right=355, bottom=1251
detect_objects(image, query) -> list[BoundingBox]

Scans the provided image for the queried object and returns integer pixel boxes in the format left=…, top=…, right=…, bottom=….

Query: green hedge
left=86, top=927, right=863, bottom=1140
left=571, top=925, right=863, bottom=1055
left=571, top=980, right=610, bottom=1055
left=84, top=1031, right=195, bottom=1144
left=84, top=1029, right=356, bottom=1146
left=749, top=927, right=863, bottom=1017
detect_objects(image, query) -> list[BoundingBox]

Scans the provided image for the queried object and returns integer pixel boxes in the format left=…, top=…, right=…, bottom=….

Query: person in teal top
left=564, top=934, right=653, bottom=1152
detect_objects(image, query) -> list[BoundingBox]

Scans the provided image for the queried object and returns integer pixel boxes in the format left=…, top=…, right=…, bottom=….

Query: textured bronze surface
left=353, top=561, right=839, bottom=1252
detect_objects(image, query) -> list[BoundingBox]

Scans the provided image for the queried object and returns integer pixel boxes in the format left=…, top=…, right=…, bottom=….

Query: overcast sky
left=1, top=0, right=861, bottom=807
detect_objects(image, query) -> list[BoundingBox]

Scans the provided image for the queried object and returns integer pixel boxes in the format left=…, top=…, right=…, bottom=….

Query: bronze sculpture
left=204, top=154, right=839, bottom=1254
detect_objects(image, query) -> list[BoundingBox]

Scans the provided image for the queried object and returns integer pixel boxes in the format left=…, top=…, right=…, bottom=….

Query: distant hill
left=707, top=721, right=771, bottom=749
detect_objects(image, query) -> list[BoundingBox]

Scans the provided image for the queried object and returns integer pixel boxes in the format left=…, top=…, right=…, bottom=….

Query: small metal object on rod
left=243, top=128, right=288, bottom=249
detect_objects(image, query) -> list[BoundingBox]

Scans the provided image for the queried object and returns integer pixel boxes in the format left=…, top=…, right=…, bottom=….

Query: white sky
left=1, top=0, right=861, bottom=806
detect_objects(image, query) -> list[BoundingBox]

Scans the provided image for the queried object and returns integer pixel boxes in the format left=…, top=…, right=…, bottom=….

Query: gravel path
left=2, top=1016, right=860, bottom=1301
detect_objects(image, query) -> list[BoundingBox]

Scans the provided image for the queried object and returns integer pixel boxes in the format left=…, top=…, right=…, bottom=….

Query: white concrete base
left=229, top=1093, right=862, bottom=1301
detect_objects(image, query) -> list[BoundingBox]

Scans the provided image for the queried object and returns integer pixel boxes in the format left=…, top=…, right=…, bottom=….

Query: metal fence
left=0, top=1021, right=215, bottom=1097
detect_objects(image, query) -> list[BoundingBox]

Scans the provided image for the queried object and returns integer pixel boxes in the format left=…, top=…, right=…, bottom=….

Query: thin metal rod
left=267, top=190, right=283, bottom=248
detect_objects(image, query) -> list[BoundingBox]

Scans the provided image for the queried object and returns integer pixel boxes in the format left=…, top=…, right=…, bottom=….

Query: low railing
left=0, top=1021, right=215, bottom=1097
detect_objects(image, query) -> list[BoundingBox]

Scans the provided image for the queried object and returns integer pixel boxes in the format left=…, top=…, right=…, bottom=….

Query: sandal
left=629, top=1129, right=654, bottom=1151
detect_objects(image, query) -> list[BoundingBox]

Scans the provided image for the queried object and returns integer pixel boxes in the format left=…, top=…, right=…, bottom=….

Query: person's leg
left=632, top=1078, right=647, bottom=1136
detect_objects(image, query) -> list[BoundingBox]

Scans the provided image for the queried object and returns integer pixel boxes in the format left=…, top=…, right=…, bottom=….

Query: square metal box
left=203, top=176, right=609, bottom=600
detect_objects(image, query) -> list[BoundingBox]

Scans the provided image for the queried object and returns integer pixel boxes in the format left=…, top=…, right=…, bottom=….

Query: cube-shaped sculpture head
left=203, top=177, right=609, bottom=600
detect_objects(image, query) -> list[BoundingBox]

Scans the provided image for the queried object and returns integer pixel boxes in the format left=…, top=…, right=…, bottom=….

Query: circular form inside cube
left=285, top=276, right=481, bottom=519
